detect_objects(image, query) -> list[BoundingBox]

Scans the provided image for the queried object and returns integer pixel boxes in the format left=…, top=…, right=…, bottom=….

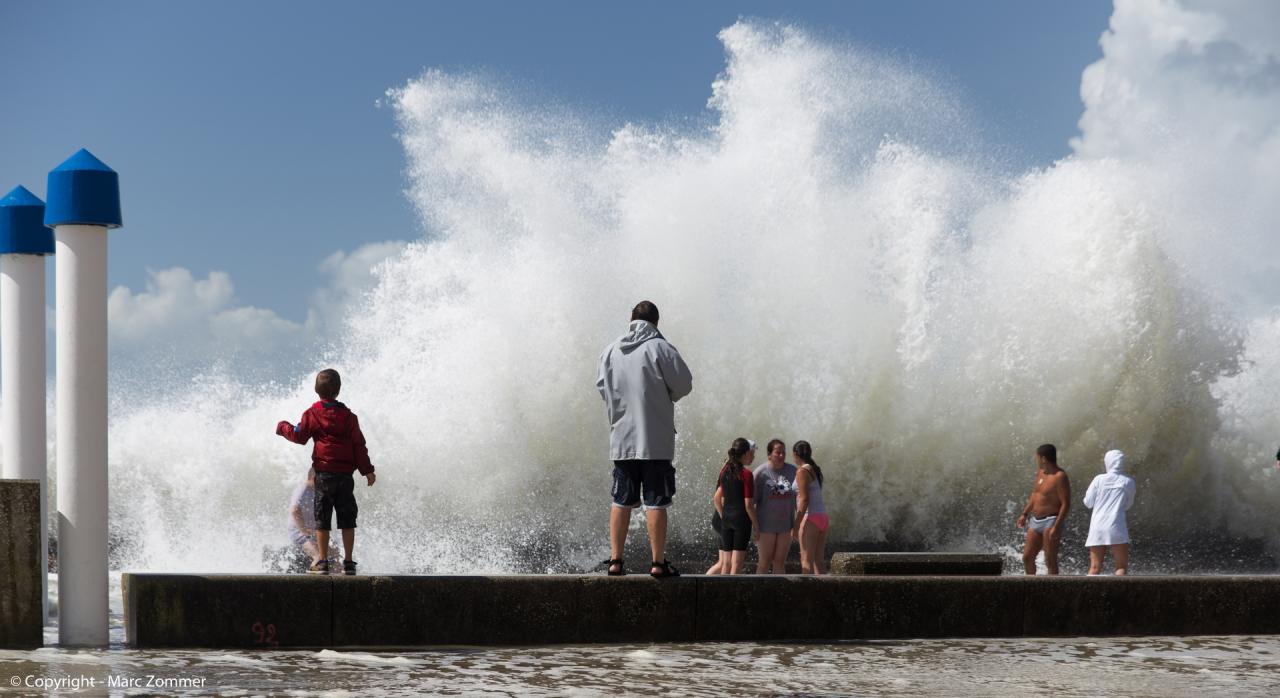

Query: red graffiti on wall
left=250, top=621, right=279, bottom=647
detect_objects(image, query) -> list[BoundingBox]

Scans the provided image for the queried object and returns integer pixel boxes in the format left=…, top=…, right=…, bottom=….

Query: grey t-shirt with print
left=753, top=462, right=798, bottom=533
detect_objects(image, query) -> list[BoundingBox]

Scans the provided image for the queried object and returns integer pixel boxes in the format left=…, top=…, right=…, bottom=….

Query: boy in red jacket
left=277, top=368, right=376, bottom=575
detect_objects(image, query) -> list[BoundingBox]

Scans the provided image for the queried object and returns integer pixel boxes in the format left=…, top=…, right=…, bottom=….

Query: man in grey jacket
left=596, top=300, right=693, bottom=577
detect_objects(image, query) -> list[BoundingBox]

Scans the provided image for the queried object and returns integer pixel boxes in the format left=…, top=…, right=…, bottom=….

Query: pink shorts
left=805, top=514, right=830, bottom=532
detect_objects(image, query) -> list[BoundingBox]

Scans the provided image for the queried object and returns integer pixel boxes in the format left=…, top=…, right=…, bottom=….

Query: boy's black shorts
left=314, top=472, right=358, bottom=530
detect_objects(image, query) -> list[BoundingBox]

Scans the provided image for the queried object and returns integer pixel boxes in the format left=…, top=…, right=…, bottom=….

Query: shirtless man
left=1016, top=443, right=1070, bottom=575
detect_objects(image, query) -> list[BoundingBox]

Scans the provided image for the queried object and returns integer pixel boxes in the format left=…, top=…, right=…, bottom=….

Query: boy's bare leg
left=646, top=508, right=668, bottom=570
left=1023, top=530, right=1044, bottom=575
left=608, top=506, right=631, bottom=573
left=1088, top=546, right=1105, bottom=575
left=1113, top=544, right=1129, bottom=575
left=729, top=549, right=746, bottom=574
left=316, top=530, right=331, bottom=562
left=341, top=529, right=354, bottom=561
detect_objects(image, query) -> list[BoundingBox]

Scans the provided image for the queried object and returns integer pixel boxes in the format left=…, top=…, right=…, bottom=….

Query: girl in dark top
left=712, top=437, right=759, bottom=574
left=707, top=439, right=756, bottom=574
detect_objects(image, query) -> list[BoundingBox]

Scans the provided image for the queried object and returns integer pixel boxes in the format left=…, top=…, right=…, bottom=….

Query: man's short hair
left=316, top=368, right=341, bottom=400
left=631, top=300, right=659, bottom=325
left=1036, top=443, right=1057, bottom=464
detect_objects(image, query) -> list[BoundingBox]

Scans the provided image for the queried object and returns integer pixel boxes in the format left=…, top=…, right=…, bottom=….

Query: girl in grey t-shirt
left=753, top=439, right=798, bottom=573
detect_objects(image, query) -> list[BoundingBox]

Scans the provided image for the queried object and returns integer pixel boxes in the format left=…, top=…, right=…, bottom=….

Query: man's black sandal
left=650, top=560, right=680, bottom=578
left=602, top=558, right=626, bottom=576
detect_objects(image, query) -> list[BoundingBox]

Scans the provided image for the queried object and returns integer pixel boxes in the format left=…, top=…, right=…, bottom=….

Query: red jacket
left=276, top=401, right=375, bottom=475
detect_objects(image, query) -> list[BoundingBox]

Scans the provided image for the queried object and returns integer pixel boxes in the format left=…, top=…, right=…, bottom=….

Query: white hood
left=618, top=320, right=663, bottom=353
left=1104, top=449, right=1126, bottom=475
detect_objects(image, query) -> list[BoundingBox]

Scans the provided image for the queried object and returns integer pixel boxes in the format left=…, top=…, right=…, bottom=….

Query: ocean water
left=70, top=12, right=1280, bottom=576
left=4, top=631, right=1279, bottom=697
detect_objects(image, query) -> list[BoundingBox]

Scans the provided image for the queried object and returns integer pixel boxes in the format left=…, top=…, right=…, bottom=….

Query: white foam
left=314, top=649, right=417, bottom=666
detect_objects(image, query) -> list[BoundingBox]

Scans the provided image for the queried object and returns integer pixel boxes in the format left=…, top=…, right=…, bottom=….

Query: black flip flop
left=602, top=558, right=626, bottom=576
left=650, top=560, right=680, bottom=578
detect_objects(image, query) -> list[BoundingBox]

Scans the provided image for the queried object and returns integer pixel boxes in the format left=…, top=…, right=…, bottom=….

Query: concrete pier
left=0, top=481, right=43, bottom=648
left=124, top=573, right=1280, bottom=648
left=830, top=552, right=1004, bottom=575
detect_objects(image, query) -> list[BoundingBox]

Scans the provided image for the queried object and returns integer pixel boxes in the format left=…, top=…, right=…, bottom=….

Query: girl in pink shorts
left=792, top=441, right=829, bottom=574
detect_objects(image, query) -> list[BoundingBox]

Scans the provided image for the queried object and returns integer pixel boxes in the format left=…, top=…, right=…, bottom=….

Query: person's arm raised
left=276, top=410, right=315, bottom=445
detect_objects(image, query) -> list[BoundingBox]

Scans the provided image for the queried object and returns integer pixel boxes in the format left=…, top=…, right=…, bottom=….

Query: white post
left=45, top=149, right=121, bottom=648
left=1, top=260, right=49, bottom=483
left=0, top=186, right=53, bottom=625
left=54, top=226, right=108, bottom=646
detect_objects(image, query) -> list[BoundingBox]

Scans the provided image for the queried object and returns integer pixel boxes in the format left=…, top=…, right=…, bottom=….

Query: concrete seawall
left=123, top=573, right=1280, bottom=649
left=1, top=480, right=43, bottom=649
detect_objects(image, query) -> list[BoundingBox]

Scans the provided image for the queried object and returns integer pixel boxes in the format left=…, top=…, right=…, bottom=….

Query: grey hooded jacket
left=596, top=320, right=693, bottom=461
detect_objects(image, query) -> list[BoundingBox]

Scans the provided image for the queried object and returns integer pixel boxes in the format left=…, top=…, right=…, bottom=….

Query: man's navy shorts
left=611, top=459, right=675, bottom=509
left=314, top=472, right=358, bottom=530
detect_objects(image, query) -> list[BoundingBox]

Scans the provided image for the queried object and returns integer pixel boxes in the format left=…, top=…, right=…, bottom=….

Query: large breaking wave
left=105, top=14, right=1280, bottom=573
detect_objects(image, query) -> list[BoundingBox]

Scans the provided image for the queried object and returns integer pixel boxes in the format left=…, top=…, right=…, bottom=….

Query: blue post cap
left=0, top=186, right=54, bottom=255
left=44, top=148, right=122, bottom=229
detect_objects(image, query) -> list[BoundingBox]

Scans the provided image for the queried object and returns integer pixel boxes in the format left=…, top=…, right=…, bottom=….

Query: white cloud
left=1072, top=0, right=1280, bottom=309
left=103, top=241, right=407, bottom=375
left=108, top=267, right=301, bottom=349
left=1074, top=0, right=1280, bottom=163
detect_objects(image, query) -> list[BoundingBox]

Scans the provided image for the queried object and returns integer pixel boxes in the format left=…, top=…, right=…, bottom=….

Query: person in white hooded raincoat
left=1083, top=449, right=1136, bottom=575
left=596, top=300, right=693, bottom=578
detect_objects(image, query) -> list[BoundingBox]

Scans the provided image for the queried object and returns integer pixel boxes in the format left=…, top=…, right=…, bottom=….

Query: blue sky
left=1, top=1, right=1111, bottom=324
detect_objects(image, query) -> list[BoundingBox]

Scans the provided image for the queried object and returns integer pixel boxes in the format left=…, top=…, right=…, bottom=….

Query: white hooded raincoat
left=1083, top=449, right=1137, bottom=547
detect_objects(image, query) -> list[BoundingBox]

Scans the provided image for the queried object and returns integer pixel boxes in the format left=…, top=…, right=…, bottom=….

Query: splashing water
left=104, top=18, right=1280, bottom=574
